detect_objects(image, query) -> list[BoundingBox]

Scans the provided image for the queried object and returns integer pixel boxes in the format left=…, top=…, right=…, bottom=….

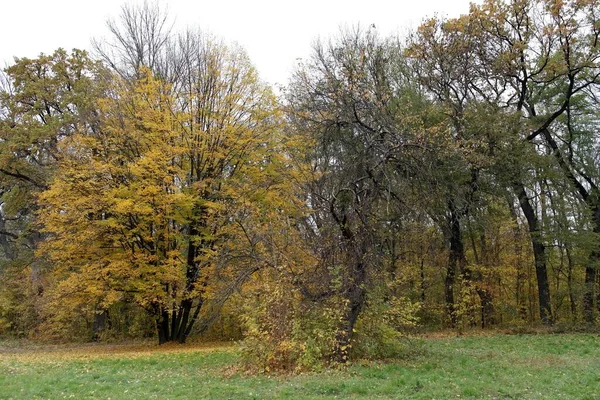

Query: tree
left=287, top=27, right=438, bottom=362
left=406, top=14, right=509, bottom=326
left=0, top=49, right=108, bottom=335
left=39, top=46, right=279, bottom=343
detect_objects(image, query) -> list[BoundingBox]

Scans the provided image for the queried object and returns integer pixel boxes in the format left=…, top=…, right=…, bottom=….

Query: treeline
left=1, top=0, right=599, bottom=370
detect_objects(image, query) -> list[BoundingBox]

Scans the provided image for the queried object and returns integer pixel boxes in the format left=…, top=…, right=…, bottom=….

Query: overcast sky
left=1, top=0, right=478, bottom=86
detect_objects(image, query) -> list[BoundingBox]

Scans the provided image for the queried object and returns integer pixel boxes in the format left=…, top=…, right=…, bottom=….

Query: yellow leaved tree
left=39, top=51, right=282, bottom=343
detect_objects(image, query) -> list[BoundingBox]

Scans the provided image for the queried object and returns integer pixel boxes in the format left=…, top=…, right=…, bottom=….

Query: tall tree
left=287, top=27, right=440, bottom=361
left=0, top=49, right=108, bottom=334
left=90, top=3, right=287, bottom=341
left=39, top=48, right=279, bottom=343
left=406, top=15, right=510, bottom=325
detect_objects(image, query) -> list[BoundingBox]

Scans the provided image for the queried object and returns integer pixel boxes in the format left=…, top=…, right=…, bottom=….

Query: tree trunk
left=513, top=182, right=552, bottom=324
left=175, top=299, right=194, bottom=343
left=330, top=205, right=369, bottom=363
left=445, top=261, right=457, bottom=328
left=156, top=224, right=202, bottom=345
left=468, top=220, right=495, bottom=328
left=334, top=260, right=367, bottom=363
left=156, top=308, right=168, bottom=345
left=92, top=309, right=109, bottom=340
left=153, top=298, right=200, bottom=345
left=477, top=288, right=495, bottom=328
left=445, top=202, right=465, bottom=328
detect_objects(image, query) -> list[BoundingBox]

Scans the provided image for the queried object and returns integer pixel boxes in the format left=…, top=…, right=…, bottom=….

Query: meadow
left=1, top=333, right=599, bottom=399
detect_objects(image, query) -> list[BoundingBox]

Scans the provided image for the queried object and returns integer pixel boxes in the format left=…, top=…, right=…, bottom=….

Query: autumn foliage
left=1, top=0, right=600, bottom=371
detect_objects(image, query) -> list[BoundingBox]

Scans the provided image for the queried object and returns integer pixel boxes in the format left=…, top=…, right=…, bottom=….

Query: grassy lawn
left=1, top=333, right=599, bottom=399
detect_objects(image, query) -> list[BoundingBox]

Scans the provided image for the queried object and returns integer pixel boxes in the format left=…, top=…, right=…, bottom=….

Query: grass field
left=1, top=333, right=599, bottom=399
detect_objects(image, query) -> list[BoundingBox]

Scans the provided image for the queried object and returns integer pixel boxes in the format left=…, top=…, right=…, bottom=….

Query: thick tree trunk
left=330, top=203, right=369, bottom=363
left=513, top=183, right=552, bottom=324
left=154, top=299, right=199, bottom=345
left=334, top=260, right=367, bottom=363
left=154, top=224, right=202, bottom=345
left=174, top=300, right=192, bottom=342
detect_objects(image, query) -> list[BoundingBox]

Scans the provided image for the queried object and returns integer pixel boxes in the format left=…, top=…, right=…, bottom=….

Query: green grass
left=1, top=334, right=600, bottom=399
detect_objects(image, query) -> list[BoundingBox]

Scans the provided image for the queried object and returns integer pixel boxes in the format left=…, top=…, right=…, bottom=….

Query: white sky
left=1, top=0, right=478, bottom=86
